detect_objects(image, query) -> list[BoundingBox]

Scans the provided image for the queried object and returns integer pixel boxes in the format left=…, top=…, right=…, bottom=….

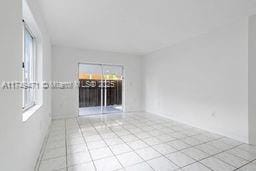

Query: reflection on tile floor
left=38, top=112, right=256, bottom=171
left=79, top=106, right=123, bottom=116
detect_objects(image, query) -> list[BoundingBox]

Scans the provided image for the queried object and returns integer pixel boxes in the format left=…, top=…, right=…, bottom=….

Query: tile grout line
left=234, top=156, right=256, bottom=170
left=35, top=124, right=52, bottom=171
left=104, top=121, right=156, bottom=170
left=75, top=117, right=97, bottom=171
left=118, top=120, right=184, bottom=169
left=65, top=119, right=68, bottom=171
left=119, top=117, right=206, bottom=165
left=104, top=115, right=204, bottom=169
left=111, top=114, right=246, bottom=165
left=109, top=114, right=244, bottom=170
left=55, top=113, right=255, bottom=171
left=127, top=115, right=250, bottom=170
left=88, top=117, right=126, bottom=170
left=120, top=114, right=248, bottom=169
left=194, top=142, right=253, bottom=169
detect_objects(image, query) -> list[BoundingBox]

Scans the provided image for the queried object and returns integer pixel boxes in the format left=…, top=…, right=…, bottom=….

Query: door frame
left=77, top=62, right=125, bottom=116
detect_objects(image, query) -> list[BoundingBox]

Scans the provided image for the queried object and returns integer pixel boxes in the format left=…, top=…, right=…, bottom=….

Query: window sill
left=22, top=104, right=41, bottom=122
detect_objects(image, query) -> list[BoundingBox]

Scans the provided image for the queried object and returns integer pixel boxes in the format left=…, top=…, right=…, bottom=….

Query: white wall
left=143, top=18, right=249, bottom=143
left=52, top=46, right=143, bottom=118
left=0, top=0, right=52, bottom=170
left=249, top=15, right=256, bottom=144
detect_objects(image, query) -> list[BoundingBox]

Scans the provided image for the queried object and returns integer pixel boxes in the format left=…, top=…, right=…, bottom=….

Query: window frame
left=22, top=21, right=37, bottom=111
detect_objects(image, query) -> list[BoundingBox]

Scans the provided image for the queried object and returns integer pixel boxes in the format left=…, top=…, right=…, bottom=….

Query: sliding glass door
left=78, top=63, right=123, bottom=116
left=102, top=65, right=123, bottom=114
left=79, top=64, right=103, bottom=115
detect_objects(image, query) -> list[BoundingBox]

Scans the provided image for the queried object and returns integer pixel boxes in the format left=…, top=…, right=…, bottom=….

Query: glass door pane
left=102, top=65, right=123, bottom=114
left=79, top=63, right=103, bottom=116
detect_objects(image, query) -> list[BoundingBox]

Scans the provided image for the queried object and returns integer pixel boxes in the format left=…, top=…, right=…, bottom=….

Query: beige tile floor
left=37, top=112, right=256, bottom=171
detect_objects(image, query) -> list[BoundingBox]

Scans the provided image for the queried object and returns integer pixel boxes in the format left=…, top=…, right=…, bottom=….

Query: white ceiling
left=38, top=0, right=256, bottom=55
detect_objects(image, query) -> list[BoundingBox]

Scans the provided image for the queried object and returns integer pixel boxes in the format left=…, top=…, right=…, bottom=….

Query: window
left=22, top=23, right=36, bottom=110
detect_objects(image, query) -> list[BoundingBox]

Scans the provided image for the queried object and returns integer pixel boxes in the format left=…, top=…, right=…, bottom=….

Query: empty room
left=2, top=0, right=256, bottom=170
